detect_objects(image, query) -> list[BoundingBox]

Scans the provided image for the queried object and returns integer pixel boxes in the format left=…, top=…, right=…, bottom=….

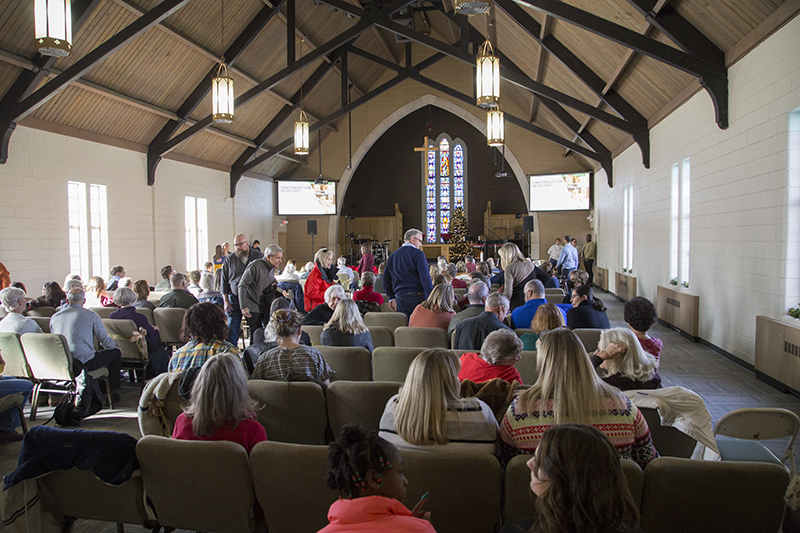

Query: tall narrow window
left=680, top=158, right=691, bottom=286
left=67, top=182, right=108, bottom=280
left=185, top=197, right=208, bottom=271
left=623, top=185, right=633, bottom=272
left=785, top=109, right=799, bottom=312
left=422, top=135, right=467, bottom=243
left=670, top=159, right=691, bottom=285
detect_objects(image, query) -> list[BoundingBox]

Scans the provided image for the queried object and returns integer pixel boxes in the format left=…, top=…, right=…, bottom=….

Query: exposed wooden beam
left=528, top=14, right=551, bottom=122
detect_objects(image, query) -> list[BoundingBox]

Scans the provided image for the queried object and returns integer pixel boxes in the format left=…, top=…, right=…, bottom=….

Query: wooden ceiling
left=0, top=0, right=797, bottom=194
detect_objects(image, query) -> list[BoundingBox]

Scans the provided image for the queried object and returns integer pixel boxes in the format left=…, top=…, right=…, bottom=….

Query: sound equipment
left=307, top=220, right=317, bottom=235
left=523, top=216, right=534, bottom=232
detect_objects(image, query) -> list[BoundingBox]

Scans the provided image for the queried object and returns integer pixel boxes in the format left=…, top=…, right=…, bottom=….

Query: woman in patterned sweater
left=500, top=328, right=658, bottom=468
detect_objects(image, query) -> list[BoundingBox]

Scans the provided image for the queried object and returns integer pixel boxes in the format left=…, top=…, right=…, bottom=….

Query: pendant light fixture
left=454, top=0, right=490, bottom=16
left=294, top=39, right=310, bottom=156
left=476, top=39, right=500, bottom=109
left=34, top=0, right=72, bottom=57
left=212, top=0, right=234, bottom=123
left=487, top=109, right=504, bottom=147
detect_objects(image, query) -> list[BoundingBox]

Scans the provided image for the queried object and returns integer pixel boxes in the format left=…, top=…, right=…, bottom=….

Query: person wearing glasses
left=220, top=234, right=264, bottom=346
left=383, top=229, right=433, bottom=318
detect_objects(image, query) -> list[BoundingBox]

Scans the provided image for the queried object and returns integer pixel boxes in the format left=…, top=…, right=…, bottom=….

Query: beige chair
left=514, top=328, right=533, bottom=338
left=395, top=326, right=449, bottom=348
left=572, top=328, right=602, bottom=353
left=27, top=306, right=56, bottom=317
left=89, top=306, right=115, bottom=319
left=544, top=293, right=565, bottom=304
left=639, top=456, right=790, bottom=533
left=135, top=307, right=155, bottom=326
left=403, top=449, right=502, bottom=533
left=137, top=436, right=257, bottom=532
left=453, top=287, right=467, bottom=298
left=0, top=392, right=27, bottom=434
left=714, top=407, right=800, bottom=474
left=364, top=311, right=408, bottom=330
left=372, top=347, right=423, bottom=382
left=316, top=345, right=373, bottom=381
left=0, top=332, right=33, bottom=379
left=640, top=407, right=697, bottom=458
left=247, top=380, right=327, bottom=444
left=503, top=455, right=643, bottom=523
left=250, top=441, right=337, bottom=533
left=367, top=325, right=394, bottom=347
left=39, top=467, right=150, bottom=530
left=302, top=324, right=324, bottom=345
left=326, top=380, right=402, bottom=434
left=30, top=316, right=50, bottom=332
left=380, top=300, right=393, bottom=312
left=153, top=307, right=186, bottom=346
left=515, top=350, right=538, bottom=384
left=102, top=318, right=147, bottom=379
left=20, top=332, right=112, bottom=420
left=544, top=288, right=565, bottom=296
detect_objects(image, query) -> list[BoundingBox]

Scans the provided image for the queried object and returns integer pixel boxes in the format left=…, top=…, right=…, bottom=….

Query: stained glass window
left=454, top=144, right=464, bottom=209
left=439, top=139, right=449, bottom=177
left=426, top=149, right=437, bottom=243
left=422, top=136, right=467, bottom=243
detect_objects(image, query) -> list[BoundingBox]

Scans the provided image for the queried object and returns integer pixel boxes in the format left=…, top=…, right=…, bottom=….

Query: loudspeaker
left=307, top=220, right=317, bottom=235
left=522, top=216, right=534, bottom=232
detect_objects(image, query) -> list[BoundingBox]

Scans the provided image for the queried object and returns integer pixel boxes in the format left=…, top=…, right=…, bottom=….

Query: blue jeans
left=227, top=294, right=243, bottom=345
left=395, top=292, right=426, bottom=319
left=0, top=376, right=33, bottom=432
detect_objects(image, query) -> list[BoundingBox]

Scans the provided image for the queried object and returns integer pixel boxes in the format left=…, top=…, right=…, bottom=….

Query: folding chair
left=714, top=407, right=800, bottom=474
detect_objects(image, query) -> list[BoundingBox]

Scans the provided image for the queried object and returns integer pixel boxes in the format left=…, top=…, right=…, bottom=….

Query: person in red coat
left=304, top=248, right=337, bottom=311
left=458, top=329, right=523, bottom=384
left=353, top=271, right=384, bottom=305
left=357, top=243, right=374, bottom=276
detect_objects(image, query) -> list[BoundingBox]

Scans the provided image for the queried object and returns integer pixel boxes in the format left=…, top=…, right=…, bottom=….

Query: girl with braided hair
left=319, top=424, right=435, bottom=533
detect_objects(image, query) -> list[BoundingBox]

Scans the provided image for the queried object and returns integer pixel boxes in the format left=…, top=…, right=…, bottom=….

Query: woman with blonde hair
left=500, top=328, right=657, bottom=468
left=379, top=349, right=497, bottom=453
left=408, top=283, right=456, bottom=331
left=321, top=299, right=374, bottom=353
left=498, top=243, right=550, bottom=311
left=172, top=352, right=267, bottom=453
left=304, top=248, right=337, bottom=311
left=592, top=328, right=661, bottom=391
left=518, top=303, right=566, bottom=351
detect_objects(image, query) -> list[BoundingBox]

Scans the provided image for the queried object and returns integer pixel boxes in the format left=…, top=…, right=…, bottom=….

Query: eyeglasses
left=234, top=241, right=248, bottom=247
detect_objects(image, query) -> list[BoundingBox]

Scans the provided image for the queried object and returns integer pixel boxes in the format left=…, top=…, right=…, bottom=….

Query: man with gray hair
left=0, top=287, right=43, bottom=334
left=453, top=291, right=512, bottom=350
left=447, top=280, right=489, bottom=337
left=384, top=228, right=433, bottom=318
left=239, top=244, right=283, bottom=341
left=509, top=279, right=564, bottom=329
left=158, top=272, right=199, bottom=309
left=50, top=288, right=122, bottom=416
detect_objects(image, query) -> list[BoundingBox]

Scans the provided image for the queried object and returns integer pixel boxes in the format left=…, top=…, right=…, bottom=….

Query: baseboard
left=697, top=338, right=755, bottom=373
left=755, top=370, right=800, bottom=398
left=657, top=318, right=699, bottom=343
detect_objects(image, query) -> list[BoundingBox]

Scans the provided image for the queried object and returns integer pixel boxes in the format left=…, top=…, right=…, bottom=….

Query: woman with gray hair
left=0, top=287, right=42, bottom=334
left=302, top=284, right=345, bottom=326
left=109, top=287, right=168, bottom=375
left=458, top=329, right=523, bottom=384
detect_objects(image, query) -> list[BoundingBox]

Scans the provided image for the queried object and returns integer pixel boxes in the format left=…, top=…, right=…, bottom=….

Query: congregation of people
left=0, top=227, right=695, bottom=533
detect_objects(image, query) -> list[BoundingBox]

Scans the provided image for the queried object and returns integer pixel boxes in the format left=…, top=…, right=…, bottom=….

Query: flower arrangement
left=790, top=305, right=800, bottom=319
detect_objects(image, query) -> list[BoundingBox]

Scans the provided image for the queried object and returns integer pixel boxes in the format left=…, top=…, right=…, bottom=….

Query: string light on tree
left=448, top=207, right=471, bottom=262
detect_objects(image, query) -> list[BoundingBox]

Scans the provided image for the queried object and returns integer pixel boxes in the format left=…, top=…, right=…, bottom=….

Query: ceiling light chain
left=295, top=38, right=310, bottom=156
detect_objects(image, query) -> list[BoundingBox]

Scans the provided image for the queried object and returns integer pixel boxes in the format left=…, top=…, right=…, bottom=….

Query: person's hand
left=415, top=510, right=432, bottom=522
left=596, top=342, right=627, bottom=360
left=242, top=307, right=251, bottom=318
left=224, top=300, right=231, bottom=314
left=0, top=349, right=5, bottom=367
left=389, top=300, right=397, bottom=311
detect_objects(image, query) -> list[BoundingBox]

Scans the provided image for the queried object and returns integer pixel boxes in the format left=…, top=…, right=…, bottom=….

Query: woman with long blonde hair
left=592, top=328, right=661, bottom=391
left=408, top=283, right=456, bottom=331
left=500, top=328, right=657, bottom=468
left=498, top=243, right=549, bottom=311
left=172, top=352, right=267, bottom=453
left=379, top=349, right=497, bottom=453
left=304, top=247, right=337, bottom=311
left=321, top=298, right=374, bottom=353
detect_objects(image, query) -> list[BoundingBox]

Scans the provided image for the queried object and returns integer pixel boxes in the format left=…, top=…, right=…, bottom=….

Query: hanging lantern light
left=212, top=60, right=234, bottom=123
left=294, top=109, right=310, bottom=156
left=476, top=40, right=500, bottom=109
left=487, top=109, right=504, bottom=147
left=454, top=0, right=490, bottom=16
left=34, top=0, right=72, bottom=57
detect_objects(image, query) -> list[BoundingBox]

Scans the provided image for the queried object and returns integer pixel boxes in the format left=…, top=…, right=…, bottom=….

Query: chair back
left=20, top=332, right=73, bottom=381
left=372, top=347, right=424, bottom=382
left=453, top=288, right=467, bottom=298
left=367, top=325, right=394, bottom=347
left=89, top=306, right=115, bottom=319
left=40, top=468, right=149, bottom=528
left=714, top=407, right=800, bottom=441
left=514, top=328, right=533, bottom=337
left=250, top=441, right=337, bottom=533
left=515, top=350, right=538, bottom=384
left=135, top=307, right=155, bottom=325
left=316, top=345, right=372, bottom=381
left=326, top=381, right=402, bottom=434
left=30, top=316, right=50, bottom=333
left=639, top=457, right=789, bottom=533
left=247, top=380, right=327, bottom=444
left=395, top=326, right=449, bottom=348
left=364, top=311, right=408, bottom=329
left=302, top=324, right=324, bottom=345
left=640, top=407, right=697, bottom=458
left=0, top=332, right=32, bottom=378
left=380, top=300, right=393, bottom=312
left=572, top=328, right=602, bottom=352
left=544, top=288, right=564, bottom=295
left=102, top=318, right=145, bottom=363
left=153, top=308, right=186, bottom=344
left=403, top=449, right=502, bottom=533
left=27, top=306, right=56, bottom=317
left=137, top=436, right=256, bottom=532
left=544, top=294, right=564, bottom=304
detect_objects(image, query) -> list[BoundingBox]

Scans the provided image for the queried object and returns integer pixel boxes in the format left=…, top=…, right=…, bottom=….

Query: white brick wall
left=595, top=16, right=800, bottom=365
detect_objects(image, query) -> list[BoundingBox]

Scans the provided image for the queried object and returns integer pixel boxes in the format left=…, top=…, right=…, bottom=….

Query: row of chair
left=38, top=438, right=789, bottom=533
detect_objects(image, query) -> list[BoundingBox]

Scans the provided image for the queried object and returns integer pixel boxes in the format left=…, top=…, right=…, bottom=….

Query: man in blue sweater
left=383, top=228, right=433, bottom=318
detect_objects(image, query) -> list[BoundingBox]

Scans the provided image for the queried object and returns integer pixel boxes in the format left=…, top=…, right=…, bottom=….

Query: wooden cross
left=413, top=136, right=435, bottom=154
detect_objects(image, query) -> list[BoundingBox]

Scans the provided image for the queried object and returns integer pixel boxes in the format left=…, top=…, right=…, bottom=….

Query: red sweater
left=353, top=286, right=384, bottom=304
left=172, top=413, right=267, bottom=453
left=458, top=353, right=522, bottom=384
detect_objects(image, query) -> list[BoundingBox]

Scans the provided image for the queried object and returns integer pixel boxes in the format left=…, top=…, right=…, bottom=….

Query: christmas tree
left=448, top=207, right=471, bottom=262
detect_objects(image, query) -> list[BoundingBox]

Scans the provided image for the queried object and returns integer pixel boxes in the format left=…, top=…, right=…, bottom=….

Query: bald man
left=220, top=233, right=264, bottom=346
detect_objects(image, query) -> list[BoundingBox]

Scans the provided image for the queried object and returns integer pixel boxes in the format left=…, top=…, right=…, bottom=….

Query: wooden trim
left=726, top=0, right=800, bottom=67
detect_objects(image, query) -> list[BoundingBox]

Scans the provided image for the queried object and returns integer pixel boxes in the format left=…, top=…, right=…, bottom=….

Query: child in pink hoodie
left=319, top=425, right=436, bottom=533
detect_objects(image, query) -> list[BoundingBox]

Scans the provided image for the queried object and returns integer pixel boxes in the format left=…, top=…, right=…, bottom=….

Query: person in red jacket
left=304, top=248, right=337, bottom=311
left=353, top=271, right=384, bottom=305
left=458, top=329, right=523, bottom=384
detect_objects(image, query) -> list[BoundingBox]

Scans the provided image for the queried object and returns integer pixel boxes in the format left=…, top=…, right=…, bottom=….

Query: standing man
left=383, top=228, right=433, bottom=318
left=239, top=244, right=283, bottom=341
left=583, top=234, right=596, bottom=286
left=555, top=235, right=579, bottom=279
left=221, top=234, right=263, bottom=346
